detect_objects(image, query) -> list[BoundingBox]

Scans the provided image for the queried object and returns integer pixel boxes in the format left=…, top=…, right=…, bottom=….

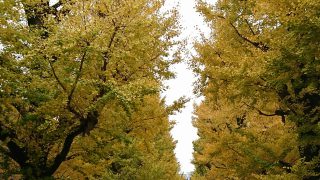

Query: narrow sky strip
left=162, top=0, right=213, bottom=173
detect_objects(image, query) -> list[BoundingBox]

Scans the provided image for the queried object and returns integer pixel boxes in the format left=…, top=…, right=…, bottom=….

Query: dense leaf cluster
left=192, top=0, right=320, bottom=179
left=0, top=0, right=182, bottom=179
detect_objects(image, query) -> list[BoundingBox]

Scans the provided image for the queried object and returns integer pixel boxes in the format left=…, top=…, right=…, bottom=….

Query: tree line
left=0, top=0, right=319, bottom=179
left=0, top=0, right=183, bottom=179
left=192, top=0, right=320, bottom=179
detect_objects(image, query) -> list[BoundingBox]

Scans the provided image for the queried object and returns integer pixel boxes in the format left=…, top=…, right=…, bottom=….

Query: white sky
left=162, top=0, right=215, bottom=173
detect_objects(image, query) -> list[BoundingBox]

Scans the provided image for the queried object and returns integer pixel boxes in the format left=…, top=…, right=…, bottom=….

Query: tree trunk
left=21, top=166, right=54, bottom=180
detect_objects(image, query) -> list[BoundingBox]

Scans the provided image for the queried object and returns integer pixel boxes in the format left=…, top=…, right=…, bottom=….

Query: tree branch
left=68, top=50, right=87, bottom=104
left=258, top=109, right=288, bottom=124
left=245, top=19, right=256, bottom=35
left=48, top=59, right=67, bottom=92
left=7, top=141, right=28, bottom=167
left=66, top=46, right=89, bottom=118
left=65, top=153, right=81, bottom=161
left=46, top=124, right=84, bottom=176
left=100, top=26, right=119, bottom=82
left=244, top=103, right=288, bottom=124
left=212, top=163, right=227, bottom=169
left=229, top=22, right=269, bottom=52
left=48, top=55, right=82, bottom=118
left=51, top=1, right=63, bottom=10
left=214, top=15, right=269, bottom=52
left=257, top=109, right=277, bottom=117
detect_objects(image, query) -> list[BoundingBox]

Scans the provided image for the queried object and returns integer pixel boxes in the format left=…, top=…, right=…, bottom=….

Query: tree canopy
left=1, top=0, right=320, bottom=179
left=192, top=0, right=320, bottom=179
left=0, top=0, right=183, bottom=179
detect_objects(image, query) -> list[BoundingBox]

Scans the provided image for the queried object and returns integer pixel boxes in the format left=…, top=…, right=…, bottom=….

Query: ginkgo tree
left=55, top=95, right=183, bottom=179
left=192, top=98, right=299, bottom=179
left=0, top=0, right=182, bottom=179
left=192, top=0, right=320, bottom=179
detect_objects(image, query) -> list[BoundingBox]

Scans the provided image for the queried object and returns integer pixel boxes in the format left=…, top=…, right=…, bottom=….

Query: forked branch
left=215, top=15, right=269, bottom=52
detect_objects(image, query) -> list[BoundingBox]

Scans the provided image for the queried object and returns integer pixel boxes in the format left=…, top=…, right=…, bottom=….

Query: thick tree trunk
left=17, top=124, right=85, bottom=179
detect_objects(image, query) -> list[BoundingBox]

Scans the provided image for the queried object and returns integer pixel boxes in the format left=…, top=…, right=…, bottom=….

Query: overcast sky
left=162, top=0, right=214, bottom=173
